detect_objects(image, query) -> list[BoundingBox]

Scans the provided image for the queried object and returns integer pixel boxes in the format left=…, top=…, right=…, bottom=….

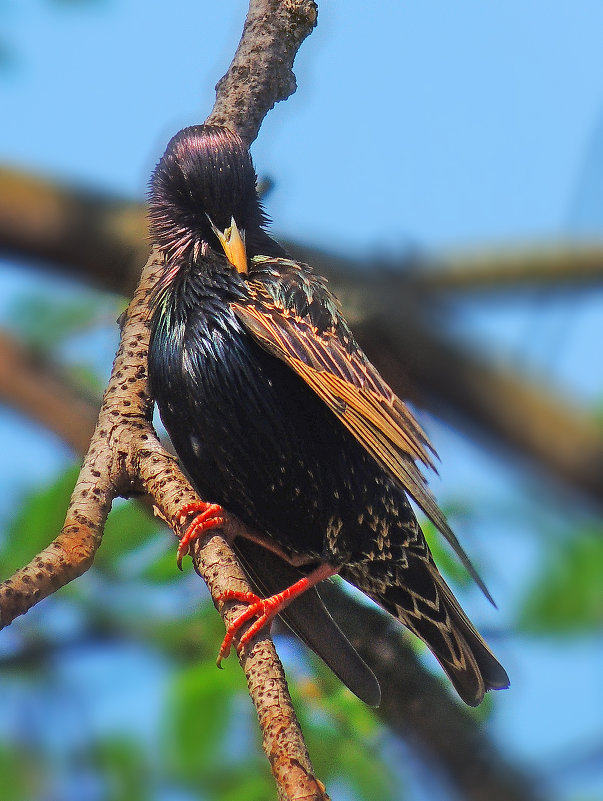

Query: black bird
left=147, top=124, right=509, bottom=707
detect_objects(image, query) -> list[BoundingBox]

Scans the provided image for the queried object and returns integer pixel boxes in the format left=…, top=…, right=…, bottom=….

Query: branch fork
left=0, top=6, right=325, bottom=796
left=0, top=248, right=327, bottom=799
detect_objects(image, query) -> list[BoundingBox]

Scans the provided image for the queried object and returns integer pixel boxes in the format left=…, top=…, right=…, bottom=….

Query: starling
left=147, top=125, right=509, bottom=707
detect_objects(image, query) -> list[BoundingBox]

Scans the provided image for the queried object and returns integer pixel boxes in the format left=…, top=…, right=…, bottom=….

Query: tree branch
left=3, top=173, right=601, bottom=507
left=0, top=166, right=149, bottom=296
left=414, top=242, right=603, bottom=291
left=205, top=0, right=318, bottom=146
left=0, top=250, right=326, bottom=800
left=0, top=2, right=588, bottom=796
left=0, top=335, right=543, bottom=801
left=0, top=255, right=158, bottom=627
left=0, top=1, right=328, bottom=799
left=0, top=329, right=98, bottom=452
left=5, top=168, right=603, bottom=297
left=350, top=304, right=603, bottom=506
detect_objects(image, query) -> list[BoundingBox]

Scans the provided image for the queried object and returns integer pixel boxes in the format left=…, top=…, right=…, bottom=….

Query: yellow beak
left=208, top=215, right=248, bottom=274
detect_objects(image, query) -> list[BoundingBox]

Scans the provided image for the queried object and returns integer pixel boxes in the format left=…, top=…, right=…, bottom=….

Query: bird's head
left=149, top=125, right=269, bottom=273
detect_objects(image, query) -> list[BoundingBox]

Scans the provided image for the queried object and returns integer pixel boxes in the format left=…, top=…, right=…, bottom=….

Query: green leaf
left=7, top=295, right=103, bottom=354
left=91, top=737, right=148, bottom=801
left=149, top=601, right=222, bottom=661
left=164, top=660, right=246, bottom=784
left=139, top=542, right=180, bottom=583
left=0, top=745, right=42, bottom=801
left=1, top=464, right=80, bottom=576
left=94, top=501, right=162, bottom=574
left=217, top=769, right=274, bottom=801
left=1, top=468, right=167, bottom=580
left=519, top=525, right=603, bottom=633
left=65, top=362, right=105, bottom=395
left=337, top=738, right=397, bottom=801
left=290, top=670, right=395, bottom=801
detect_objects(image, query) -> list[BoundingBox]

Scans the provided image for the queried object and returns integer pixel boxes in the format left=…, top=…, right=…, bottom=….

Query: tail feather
left=341, top=552, right=509, bottom=707
left=433, top=574, right=510, bottom=704
left=233, top=539, right=382, bottom=706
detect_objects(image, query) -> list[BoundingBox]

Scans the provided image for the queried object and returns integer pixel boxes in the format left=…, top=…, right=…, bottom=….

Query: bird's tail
left=233, top=538, right=381, bottom=706
left=341, top=552, right=509, bottom=706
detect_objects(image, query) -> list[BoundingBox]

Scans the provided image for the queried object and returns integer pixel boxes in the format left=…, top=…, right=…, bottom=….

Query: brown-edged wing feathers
left=233, top=256, right=493, bottom=603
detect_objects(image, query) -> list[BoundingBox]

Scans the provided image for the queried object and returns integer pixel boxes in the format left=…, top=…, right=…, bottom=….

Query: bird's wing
left=233, top=256, right=492, bottom=602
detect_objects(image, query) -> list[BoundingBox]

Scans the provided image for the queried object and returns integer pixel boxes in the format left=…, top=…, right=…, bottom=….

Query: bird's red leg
left=176, top=501, right=225, bottom=569
left=216, top=561, right=339, bottom=665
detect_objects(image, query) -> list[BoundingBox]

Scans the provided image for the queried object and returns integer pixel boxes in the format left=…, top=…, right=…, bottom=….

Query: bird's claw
left=215, top=589, right=288, bottom=666
left=175, top=501, right=224, bottom=569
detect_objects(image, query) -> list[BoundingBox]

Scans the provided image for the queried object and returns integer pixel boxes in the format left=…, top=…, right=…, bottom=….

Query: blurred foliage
left=519, top=524, right=603, bottom=634
left=1, top=464, right=80, bottom=575
left=7, top=292, right=121, bottom=351
left=421, top=502, right=475, bottom=590
left=0, top=204, right=595, bottom=801
left=1, top=283, right=599, bottom=801
left=0, top=1, right=601, bottom=797
left=0, top=463, right=396, bottom=801
left=0, top=344, right=584, bottom=799
left=7, top=291, right=123, bottom=396
left=0, top=745, right=43, bottom=801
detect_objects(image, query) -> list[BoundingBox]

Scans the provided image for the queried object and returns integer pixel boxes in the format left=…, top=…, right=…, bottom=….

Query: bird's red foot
left=176, top=501, right=224, bottom=569
left=215, top=577, right=313, bottom=665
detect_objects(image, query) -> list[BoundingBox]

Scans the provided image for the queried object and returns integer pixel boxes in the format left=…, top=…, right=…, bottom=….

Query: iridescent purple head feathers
left=149, top=125, right=270, bottom=259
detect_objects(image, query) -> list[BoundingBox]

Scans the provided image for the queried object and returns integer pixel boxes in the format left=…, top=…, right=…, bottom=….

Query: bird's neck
left=152, top=253, right=246, bottom=319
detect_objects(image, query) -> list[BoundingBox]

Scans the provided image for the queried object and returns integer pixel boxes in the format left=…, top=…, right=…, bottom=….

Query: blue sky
left=4, top=0, right=603, bottom=250
left=2, top=2, right=603, bottom=799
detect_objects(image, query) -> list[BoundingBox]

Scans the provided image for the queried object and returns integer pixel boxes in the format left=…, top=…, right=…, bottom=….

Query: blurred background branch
left=2, top=3, right=603, bottom=801
left=1, top=167, right=601, bottom=506
left=0, top=316, right=542, bottom=801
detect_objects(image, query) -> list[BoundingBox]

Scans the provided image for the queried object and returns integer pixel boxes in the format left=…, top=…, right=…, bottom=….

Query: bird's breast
left=150, top=282, right=334, bottom=558
left=148, top=270, right=404, bottom=565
